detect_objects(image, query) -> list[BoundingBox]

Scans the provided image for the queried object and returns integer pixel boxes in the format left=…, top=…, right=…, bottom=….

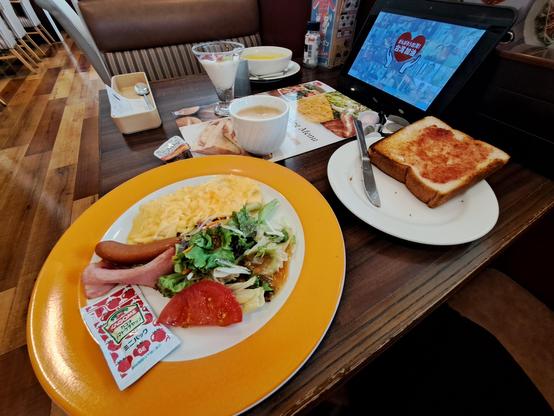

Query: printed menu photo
left=174, top=81, right=372, bottom=162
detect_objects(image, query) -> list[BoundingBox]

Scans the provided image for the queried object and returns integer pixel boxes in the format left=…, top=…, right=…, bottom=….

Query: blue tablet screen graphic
left=348, top=12, right=485, bottom=110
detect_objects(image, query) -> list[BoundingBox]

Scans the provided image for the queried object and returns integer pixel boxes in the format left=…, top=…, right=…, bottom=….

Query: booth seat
left=78, top=0, right=310, bottom=81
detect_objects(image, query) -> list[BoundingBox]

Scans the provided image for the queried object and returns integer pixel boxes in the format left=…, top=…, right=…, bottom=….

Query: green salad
left=156, top=199, right=294, bottom=312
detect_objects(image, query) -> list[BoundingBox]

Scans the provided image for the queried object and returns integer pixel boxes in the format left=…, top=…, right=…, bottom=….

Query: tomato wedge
left=158, top=280, right=242, bottom=327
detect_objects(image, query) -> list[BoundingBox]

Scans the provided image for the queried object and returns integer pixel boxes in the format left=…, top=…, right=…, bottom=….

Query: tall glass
left=192, top=41, right=244, bottom=117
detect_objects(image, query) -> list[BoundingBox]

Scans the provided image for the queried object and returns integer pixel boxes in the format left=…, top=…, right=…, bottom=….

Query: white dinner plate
left=95, top=175, right=305, bottom=361
left=249, top=61, right=301, bottom=82
left=327, top=140, right=500, bottom=245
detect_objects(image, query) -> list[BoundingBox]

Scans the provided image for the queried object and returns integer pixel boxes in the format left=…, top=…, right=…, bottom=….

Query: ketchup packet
left=81, top=285, right=180, bottom=390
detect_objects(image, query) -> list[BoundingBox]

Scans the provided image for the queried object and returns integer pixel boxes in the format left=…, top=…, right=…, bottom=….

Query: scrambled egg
left=127, top=175, right=262, bottom=244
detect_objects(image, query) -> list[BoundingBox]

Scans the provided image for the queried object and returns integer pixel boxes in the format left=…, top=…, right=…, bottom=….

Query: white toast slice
left=368, top=116, right=510, bottom=208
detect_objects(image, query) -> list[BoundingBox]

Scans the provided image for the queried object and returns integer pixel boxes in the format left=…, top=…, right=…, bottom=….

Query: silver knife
left=354, top=119, right=381, bottom=207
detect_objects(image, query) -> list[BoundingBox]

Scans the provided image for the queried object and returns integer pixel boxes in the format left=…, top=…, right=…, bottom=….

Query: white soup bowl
left=242, top=46, right=292, bottom=76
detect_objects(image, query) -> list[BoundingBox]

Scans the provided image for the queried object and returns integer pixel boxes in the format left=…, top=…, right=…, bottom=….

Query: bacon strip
left=82, top=248, right=175, bottom=298
left=341, top=112, right=356, bottom=138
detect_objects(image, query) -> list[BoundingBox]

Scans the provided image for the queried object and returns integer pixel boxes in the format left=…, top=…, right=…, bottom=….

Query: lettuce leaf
left=157, top=273, right=194, bottom=297
left=185, top=246, right=210, bottom=269
left=262, top=281, right=273, bottom=292
left=218, top=226, right=233, bottom=250
left=257, top=199, right=278, bottom=223
left=189, top=232, right=213, bottom=249
left=185, top=245, right=235, bottom=272
left=232, top=206, right=257, bottom=237
left=205, top=248, right=235, bottom=270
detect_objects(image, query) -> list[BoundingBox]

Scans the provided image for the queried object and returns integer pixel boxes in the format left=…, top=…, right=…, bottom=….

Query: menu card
left=175, top=81, right=370, bottom=162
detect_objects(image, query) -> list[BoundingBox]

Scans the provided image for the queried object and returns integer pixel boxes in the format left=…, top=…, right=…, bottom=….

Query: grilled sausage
left=94, top=237, right=179, bottom=265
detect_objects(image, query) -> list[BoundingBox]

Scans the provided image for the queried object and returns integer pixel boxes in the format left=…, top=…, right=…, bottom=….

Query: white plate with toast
left=327, top=140, right=500, bottom=245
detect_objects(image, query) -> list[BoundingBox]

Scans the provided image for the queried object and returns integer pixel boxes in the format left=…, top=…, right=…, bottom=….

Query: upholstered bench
left=78, top=0, right=309, bottom=81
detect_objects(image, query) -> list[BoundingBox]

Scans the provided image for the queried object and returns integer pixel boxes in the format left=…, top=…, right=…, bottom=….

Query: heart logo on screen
left=394, top=32, right=426, bottom=62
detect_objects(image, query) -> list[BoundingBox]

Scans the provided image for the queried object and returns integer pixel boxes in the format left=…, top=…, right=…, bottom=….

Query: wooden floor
left=0, top=39, right=103, bottom=415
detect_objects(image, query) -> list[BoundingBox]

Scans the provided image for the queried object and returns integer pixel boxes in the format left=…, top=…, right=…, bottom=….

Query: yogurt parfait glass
left=192, top=41, right=244, bottom=116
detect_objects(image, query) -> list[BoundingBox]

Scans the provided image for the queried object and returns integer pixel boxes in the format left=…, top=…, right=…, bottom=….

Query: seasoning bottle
left=303, top=21, right=321, bottom=69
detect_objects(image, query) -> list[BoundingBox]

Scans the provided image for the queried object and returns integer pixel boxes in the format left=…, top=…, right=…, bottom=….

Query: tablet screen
left=348, top=12, right=485, bottom=110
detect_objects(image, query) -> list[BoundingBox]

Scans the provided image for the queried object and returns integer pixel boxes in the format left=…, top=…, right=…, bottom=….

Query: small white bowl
left=242, top=46, right=292, bottom=76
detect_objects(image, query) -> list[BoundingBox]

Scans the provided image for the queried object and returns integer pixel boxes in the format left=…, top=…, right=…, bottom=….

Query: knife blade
left=354, top=119, right=381, bottom=207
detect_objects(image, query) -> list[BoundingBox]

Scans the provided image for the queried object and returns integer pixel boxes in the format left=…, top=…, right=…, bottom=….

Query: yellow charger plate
left=27, top=156, right=345, bottom=415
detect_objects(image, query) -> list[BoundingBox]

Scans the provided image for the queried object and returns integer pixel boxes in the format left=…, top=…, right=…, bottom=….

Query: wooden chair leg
left=35, top=26, right=52, bottom=46
left=25, top=34, right=46, bottom=56
left=39, top=25, right=57, bottom=44
left=10, top=48, right=38, bottom=73
left=15, top=44, right=39, bottom=67
left=18, top=40, right=41, bottom=64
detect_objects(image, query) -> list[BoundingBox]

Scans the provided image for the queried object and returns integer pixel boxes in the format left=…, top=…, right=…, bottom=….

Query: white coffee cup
left=229, top=95, right=289, bottom=155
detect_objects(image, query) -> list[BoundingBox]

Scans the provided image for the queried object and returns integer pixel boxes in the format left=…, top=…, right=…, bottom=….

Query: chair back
left=0, top=0, right=27, bottom=39
left=34, top=0, right=111, bottom=83
left=0, top=14, right=17, bottom=49
left=20, top=0, right=42, bottom=27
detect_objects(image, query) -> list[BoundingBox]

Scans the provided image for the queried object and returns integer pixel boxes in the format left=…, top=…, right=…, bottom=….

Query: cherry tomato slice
left=158, top=280, right=242, bottom=327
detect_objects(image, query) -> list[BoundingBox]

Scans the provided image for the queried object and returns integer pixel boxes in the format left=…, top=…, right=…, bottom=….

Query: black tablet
left=339, top=0, right=516, bottom=119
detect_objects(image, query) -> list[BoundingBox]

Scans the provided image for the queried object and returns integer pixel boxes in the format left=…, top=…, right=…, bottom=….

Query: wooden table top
left=98, top=67, right=554, bottom=414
